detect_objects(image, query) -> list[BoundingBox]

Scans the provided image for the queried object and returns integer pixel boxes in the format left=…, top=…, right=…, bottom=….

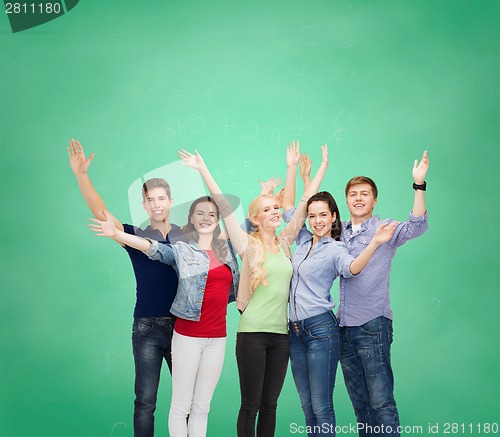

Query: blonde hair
left=246, top=194, right=278, bottom=292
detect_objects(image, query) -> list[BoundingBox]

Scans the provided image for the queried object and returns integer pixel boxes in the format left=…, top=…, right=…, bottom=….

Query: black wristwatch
left=413, top=181, right=427, bottom=191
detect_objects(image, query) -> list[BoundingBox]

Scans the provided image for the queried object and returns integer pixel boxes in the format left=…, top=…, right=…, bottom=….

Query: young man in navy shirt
left=68, top=139, right=182, bottom=437
left=338, top=151, right=430, bottom=437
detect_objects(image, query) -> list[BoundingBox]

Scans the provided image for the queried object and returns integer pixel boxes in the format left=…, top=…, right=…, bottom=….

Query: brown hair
left=181, top=196, right=228, bottom=261
left=142, top=178, right=172, bottom=200
left=306, top=191, right=342, bottom=241
left=344, top=176, right=378, bottom=199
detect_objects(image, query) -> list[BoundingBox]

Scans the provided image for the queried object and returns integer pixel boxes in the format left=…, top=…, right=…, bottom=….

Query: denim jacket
left=145, top=239, right=240, bottom=321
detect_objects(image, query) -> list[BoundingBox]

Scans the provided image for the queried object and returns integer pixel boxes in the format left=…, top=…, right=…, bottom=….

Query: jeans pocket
left=359, top=317, right=383, bottom=337
left=306, top=320, right=336, bottom=339
left=387, top=320, right=394, bottom=345
left=133, top=319, right=155, bottom=337
left=357, top=343, right=384, bottom=376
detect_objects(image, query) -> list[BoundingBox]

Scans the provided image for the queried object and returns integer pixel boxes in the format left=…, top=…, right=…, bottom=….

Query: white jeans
left=169, top=331, right=226, bottom=437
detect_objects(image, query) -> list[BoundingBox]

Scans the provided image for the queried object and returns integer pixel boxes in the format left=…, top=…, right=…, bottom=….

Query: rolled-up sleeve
left=145, top=240, right=177, bottom=265
left=333, top=243, right=355, bottom=279
left=282, top=208, right=295, bottom=224
left=392, top=211, right=429, bottom=248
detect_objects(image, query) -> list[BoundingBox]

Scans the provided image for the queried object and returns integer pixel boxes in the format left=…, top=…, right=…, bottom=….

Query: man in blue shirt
left=339, top=151, right=429, bottom=437
left=67, top=139, right=182, bottom=437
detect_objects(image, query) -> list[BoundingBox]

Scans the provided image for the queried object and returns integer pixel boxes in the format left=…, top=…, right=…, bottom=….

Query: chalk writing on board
left=330, top=68, right=377, bottom=84
left=297, top=65, right=309, bottom=81
left=271, top=129, right=282, bottom=147
left=114, top=160, right=125, bottom=173
left=203, top=88, right=213, bottom=101
left=221, top=116, right=234, bottom=140
left=327, top=110, right=353, bottom=147
left=102, top=259, right=126, bottom=289
left=109, top=422, right=127, bottom=437
left=431, top=297, right=441, bottom=316
left=106, top=352, right=128, bottom=374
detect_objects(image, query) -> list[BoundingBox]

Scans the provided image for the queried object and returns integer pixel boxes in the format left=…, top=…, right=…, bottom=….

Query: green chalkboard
left=1, top=1, right=499, bottom=436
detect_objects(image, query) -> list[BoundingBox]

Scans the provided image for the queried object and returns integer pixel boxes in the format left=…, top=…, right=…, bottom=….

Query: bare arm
left=299, top=153, right=312, bottom=192
left=259, top=177, right=282, bottom=196
left=411, top=150, right=429, bottom=217
left=303, top=145, right=328, bottom=198
left=67, top=139, right=124, bottom=234
left=89, top=211, right=151, bottom=252
left=178, top=150, right=248, bottom=256
left=89, top=212, right=179, bottom=266
left=280, top=144, right=329, bottom=245
left=259, top=177, right=284, bottom=209
left=282, top=141, right=300, bottom=211
left=349, top=222, right=398, bottom=274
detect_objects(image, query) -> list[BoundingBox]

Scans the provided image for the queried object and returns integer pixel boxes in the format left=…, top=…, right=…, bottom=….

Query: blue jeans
left=289, top=311, right=340, bottom=437
left=340, top=317, right=400, bottom=437
left=132, top=317, right=175, bottom=437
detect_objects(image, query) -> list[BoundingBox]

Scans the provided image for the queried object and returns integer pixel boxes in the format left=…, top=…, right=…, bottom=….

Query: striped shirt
left=338, top=212, right=428, bottom=327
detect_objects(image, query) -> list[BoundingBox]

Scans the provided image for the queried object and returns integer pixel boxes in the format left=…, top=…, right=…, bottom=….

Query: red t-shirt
left=174, top=250, right=232, bottom=338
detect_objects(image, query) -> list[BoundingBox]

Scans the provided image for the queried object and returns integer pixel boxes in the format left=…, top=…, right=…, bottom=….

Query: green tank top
left=237, top=247, right=292, bottom=334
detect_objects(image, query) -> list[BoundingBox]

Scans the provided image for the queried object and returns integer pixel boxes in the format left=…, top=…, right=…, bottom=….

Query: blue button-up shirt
left=290, top=227, right=354, bottom=322
left=338, top=212, right=428, bottom=327
left=283, top=208, right=355, bottom=322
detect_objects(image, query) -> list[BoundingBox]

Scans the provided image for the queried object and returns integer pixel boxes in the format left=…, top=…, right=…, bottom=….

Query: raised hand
left=178, top=149, right=207, bottom=171
left=373, top=222, right=398, bottom=245
left=275, top=188, right=285, bottom=207
left=349, top=220, right=398, bottom=274
left=286, top=140, right=301, bottom=167
left=320, top=144, right=328, bottom=165
left=299, top=153, right=312, bottom=181
left=259, top=177, right=282, bottom=195
left=88, top=210, right=117, bottom=238
left=412, top=150, right=429, bottom=184
left=67, top=139, right=95, bottom=175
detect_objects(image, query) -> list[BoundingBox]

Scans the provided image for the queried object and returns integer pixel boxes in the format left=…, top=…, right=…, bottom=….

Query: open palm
left=178, top=149, right=206, bottom=171
left=88, top=211, right=117, bottom=238
left=299, top=153, right=312, bottom=180
left=67, top=139, right=95, bottom=175
left=412, top=150, right=429, bottom=184
left=286, top=140, right=301, bottom=167
left=373, top=222, right=398, bottom=244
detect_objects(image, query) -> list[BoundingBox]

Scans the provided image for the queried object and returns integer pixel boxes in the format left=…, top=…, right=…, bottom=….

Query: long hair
left=246, top=194, right=278, bottom=291
left=181, top=196, right=228, bottom=261
left=306, top=191, right=342, bottom=241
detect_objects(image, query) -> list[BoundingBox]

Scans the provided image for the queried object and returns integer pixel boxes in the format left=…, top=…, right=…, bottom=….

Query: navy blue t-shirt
left=122, top=223, right=183, bottom=318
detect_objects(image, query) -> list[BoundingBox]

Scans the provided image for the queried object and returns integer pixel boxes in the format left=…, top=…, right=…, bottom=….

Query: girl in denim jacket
left=90, top=195, right=238, bottom=437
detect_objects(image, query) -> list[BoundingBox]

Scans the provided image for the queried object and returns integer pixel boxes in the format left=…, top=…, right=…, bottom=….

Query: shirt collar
left=345, top=215, right=379, bottom=232
left=143, top=223, right=181, bottom=241
left=304, top=233, right=336, bottom=246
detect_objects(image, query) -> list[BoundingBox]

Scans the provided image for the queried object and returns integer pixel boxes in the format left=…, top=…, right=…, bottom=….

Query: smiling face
left=346, top=183, right=377, bottom=224
left=190, top=200, right=219, bottom=235
left=307, top=200, right=336, bottom=240
left=142, top=187, right=173, bottom=224
left=250, top=195, right=282, bottom=232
